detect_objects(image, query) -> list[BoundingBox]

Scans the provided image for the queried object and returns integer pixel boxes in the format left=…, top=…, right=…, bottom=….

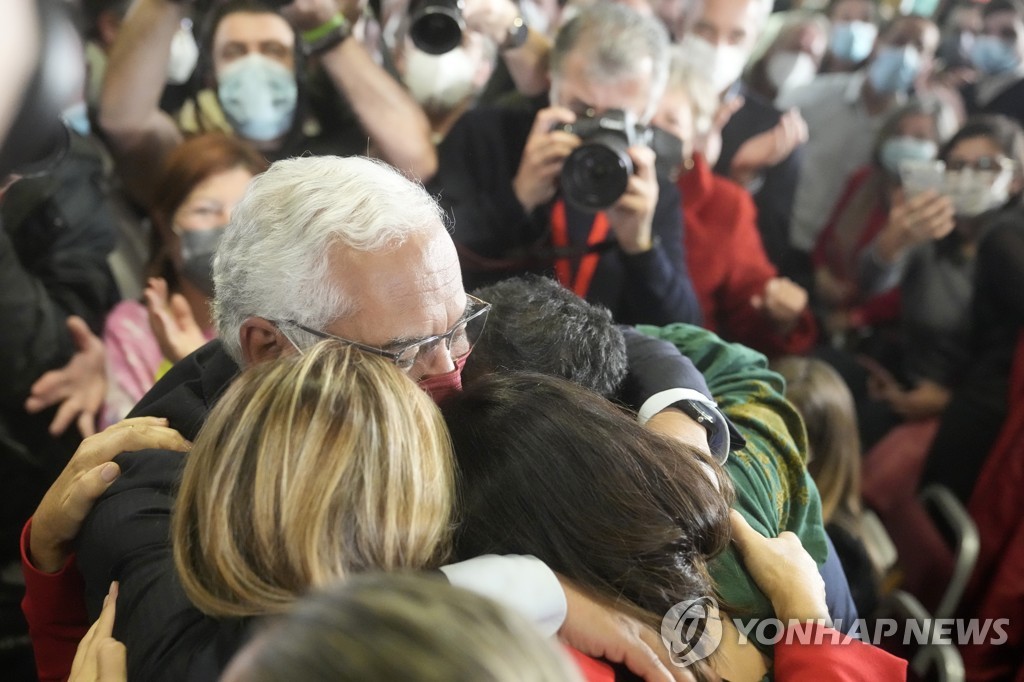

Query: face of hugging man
left=241, top=220, right=483, bottom=401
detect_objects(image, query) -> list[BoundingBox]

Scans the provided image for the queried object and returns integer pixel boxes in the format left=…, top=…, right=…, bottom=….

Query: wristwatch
left=673, top=397, right=732, bottom=465
left=302, top=14, right=352, bottom=58
left=500, top=14, right=529, bottom=52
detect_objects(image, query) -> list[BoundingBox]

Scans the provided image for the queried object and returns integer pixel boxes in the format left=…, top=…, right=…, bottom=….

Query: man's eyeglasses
left=276, top=295, right=491, bottom=372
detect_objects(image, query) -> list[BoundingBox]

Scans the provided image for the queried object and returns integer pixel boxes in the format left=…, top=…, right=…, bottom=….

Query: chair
left=918, top=484, right=980, bottom=620
left=873, top=590, right=965, bottom=682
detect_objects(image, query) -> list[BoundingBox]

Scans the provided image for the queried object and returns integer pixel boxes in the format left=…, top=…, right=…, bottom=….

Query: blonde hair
left=224, top=573, right=584, bottom=682
left=773, top=357, right=863, bottom=532
left=173, top=341, right=455, bottom=617
left=665, top=50, right=720, bottom=137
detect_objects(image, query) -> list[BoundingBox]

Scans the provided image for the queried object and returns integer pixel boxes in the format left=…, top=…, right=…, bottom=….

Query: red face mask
left=417, top=354, right=469, bottom=404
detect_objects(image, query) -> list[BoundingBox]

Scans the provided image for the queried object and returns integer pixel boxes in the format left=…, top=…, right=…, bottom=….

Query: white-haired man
left=430, top=2, right=701, bottom=328
left=23, top=155, right=699, bottom=682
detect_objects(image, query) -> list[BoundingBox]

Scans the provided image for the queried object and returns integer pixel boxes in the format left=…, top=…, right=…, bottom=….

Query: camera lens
left=560, top=140, right=633, bottom=212
left=408, top=0, right=465, bottom=55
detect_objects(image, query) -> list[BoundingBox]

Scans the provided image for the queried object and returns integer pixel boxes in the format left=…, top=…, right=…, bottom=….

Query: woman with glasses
left=918, top=116, right=1024, bottom=502
left=854, top=115, right=1023, bottom=446
left=101, top=133, right=266, bottom=427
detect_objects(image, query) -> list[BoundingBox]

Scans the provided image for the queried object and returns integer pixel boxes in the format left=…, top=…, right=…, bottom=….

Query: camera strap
left=550, top=199, right=611, bottom=299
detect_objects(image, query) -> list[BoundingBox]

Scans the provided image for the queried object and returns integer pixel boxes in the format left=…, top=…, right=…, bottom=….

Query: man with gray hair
left=28, top=155, right=700, bottom=682
left=429, top=2, right=700, bottom=327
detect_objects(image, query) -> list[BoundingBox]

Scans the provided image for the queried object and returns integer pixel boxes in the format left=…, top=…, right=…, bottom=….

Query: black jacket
left=962, top=77, right=1024, bottom=130
left=431, top=105, right=701, bottom=326
left=76, top=342, right=243, bottom=682
left=0, top=133, right=121, bottom=564
left=716, top=86, right=803, bottom=276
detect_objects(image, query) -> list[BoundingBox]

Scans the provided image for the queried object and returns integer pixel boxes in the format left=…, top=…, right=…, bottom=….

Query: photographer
left=99, top=0, right=435, bottom=208
left=429, top=2, right=700, bottom=326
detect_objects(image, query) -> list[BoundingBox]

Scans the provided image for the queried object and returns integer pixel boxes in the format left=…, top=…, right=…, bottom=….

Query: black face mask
left=178, top=225, right=226, bottom=296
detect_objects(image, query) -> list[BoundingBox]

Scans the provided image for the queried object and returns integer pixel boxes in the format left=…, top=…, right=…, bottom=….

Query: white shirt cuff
left=439, top=554, right=567, bottom=636
left=637, top=387, right=716, bottom=425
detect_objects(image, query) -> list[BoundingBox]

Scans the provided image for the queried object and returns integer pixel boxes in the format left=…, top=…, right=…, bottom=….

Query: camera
left=408, top=0, right=466, bottom=55
left=552, top=109, right=683, bottom=212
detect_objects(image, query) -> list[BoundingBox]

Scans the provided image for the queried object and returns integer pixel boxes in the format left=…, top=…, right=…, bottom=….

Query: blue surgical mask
left=61, top=101, right=91, bottom=137
left=879, top=135, right=938, bottom=175
left=868, top=45, right=922, bottom=94
left=217, top=54, right=298, bottom=142
left=970, top=35, right=1022, bottom=75
left=829, top=21, right=878, bottom=63
left=900, top=0, right=939, bottom=18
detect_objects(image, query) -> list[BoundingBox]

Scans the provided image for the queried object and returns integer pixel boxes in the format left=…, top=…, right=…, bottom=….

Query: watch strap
left=302, top=13, right=351, bottom=57
left=500, top=14, right=529, bottom=52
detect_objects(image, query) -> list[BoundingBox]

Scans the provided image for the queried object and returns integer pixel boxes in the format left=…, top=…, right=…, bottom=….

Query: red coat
left=960, top=332, right=1024, bottom=681
left=811, top=167, right=901, bottom=328
left=572, top=623, right=907, bottom=681
left=679, top=154, right=817, bottom=357
left=20, top=519, right=87, bottom=682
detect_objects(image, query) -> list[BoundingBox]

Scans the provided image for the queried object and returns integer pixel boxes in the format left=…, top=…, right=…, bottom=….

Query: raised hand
left=25, top=316, right=107, bottom=438
left=730, top=108, right=807, bottom=186
left=874, top=189, right=956, bottom=264
left=144, top=277, right=207, bottom=363
left=513, top=106, right=579, bottom=213
left=607, top=146, right=659, bottom=254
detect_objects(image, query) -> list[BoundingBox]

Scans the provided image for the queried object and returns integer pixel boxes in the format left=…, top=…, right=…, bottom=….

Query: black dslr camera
left=552, top=109, right=683, bottom=212
left=408, top=0, right=466, bottom=55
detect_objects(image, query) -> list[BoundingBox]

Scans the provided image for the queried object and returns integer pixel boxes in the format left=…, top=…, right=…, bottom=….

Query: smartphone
left=899, top=159, right=946, bottom=197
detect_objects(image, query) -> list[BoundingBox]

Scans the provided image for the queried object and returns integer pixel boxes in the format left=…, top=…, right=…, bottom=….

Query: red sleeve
left=563, top=647, right=617, bottom=682
left=812, top=168, right=871, bottom=268
left=715, top=184, right=818, bottom=357
left=19, top=518, right=89, bottom=682
left=774, top=624, right=908, bottom=680
left=851, top=288, right=902, bottom=328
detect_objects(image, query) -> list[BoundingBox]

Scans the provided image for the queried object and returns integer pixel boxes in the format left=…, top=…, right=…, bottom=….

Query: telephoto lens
left=408, top=0, right=466, bottom=55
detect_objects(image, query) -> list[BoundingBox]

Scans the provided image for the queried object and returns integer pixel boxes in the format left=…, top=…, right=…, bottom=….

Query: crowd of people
left=2, top=0, right=1023, bottom=679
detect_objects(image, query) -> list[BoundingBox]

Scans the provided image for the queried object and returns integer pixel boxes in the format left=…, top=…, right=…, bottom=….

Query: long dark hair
left=444, top=372, right=734, bottom=625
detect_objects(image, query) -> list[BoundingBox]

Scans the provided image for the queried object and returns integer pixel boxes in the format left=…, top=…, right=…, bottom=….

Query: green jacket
left=637, top=324, right=828, bottom=620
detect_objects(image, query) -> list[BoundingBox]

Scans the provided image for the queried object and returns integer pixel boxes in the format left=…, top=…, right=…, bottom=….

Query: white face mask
left=676, top=35, right=749, bottom=94
left=765, top=50, right=818, bottom=95
left=167, top=23, right=200, bottom=85
left=945, top=167, right=1013, bottom=217
left=402, top=46, right=479, bottom=112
